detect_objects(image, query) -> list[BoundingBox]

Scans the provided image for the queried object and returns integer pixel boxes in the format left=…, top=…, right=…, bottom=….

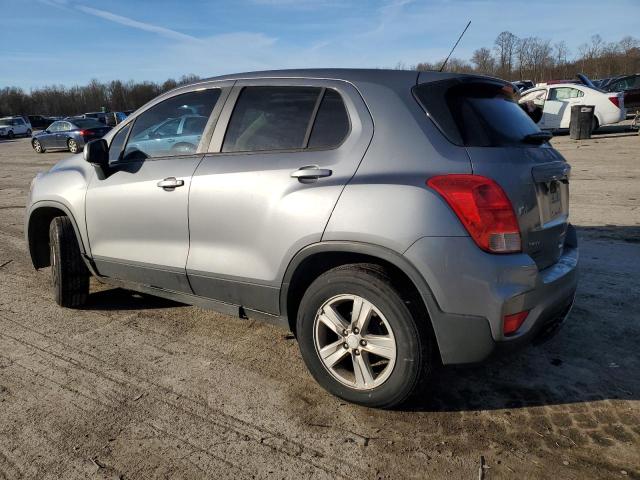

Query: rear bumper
left=404, top=225, right=579, bottom=364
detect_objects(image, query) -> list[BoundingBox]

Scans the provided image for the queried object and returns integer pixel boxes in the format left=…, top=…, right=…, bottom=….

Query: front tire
left=32, top=139, right=45, bottom=153
left=7, top=130, right=14, bottom=139
left=67, top=138, right=79, bottom=153
left=49, top=216, right=90, bottom=308
left=296, top=264, right=432, bottom=408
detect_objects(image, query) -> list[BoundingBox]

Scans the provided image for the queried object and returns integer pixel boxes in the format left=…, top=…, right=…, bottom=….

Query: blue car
left=31, top=118, right=111, bottom=154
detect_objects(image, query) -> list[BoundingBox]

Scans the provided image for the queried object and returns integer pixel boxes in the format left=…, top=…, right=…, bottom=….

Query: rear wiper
left=522, top=131, right=553, bottom=144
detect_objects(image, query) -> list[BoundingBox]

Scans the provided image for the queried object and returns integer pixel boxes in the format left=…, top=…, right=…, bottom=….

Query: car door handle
left=290, top=166, right=332, bottom=180
left=157, top=177, right=184, bottom=189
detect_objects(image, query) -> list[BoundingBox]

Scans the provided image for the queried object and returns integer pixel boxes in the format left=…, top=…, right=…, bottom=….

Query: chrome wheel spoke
left=319, top=340, right=349, bottom=368
left=361, top=335, right=395, bottom=359
left=351, top=296, right=372, bottom=331
left=318, top=305, right=349, bottom=336
left=352, top=353, right=375, bottom=388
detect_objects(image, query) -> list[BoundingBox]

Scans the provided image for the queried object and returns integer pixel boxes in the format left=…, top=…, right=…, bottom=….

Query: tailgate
left=467, top=146, right=570, bottom=270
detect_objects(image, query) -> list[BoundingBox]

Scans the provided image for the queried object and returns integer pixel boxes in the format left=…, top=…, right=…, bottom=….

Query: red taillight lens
left=608, top=96, right=620, bottom=108
left=79, top=130, right=88, bottom=136
left=503, top=310, right=529, bottom=335
left=427, top=174, right=521, bottom=253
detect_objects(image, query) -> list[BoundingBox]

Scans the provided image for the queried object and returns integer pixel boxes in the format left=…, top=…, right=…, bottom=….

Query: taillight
left=503, top=310, right=529, bottom=336
left=608, top=96, right=620, bottom=108
left=427, top=174, right=521, bottom=253
left=79, top=130, right=88, bottom=136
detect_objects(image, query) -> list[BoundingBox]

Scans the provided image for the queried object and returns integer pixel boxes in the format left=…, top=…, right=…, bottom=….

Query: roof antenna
left=439, top=20, right=471, bottom=72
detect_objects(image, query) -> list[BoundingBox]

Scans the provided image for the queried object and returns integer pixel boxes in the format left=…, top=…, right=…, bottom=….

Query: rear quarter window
left=414, top=80, right=542, bottom=147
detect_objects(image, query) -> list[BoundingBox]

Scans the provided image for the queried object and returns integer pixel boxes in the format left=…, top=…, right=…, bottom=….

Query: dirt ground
left=0, top=127, right=638, bottom=480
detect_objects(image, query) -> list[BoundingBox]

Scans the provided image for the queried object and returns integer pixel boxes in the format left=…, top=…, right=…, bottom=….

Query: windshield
left=72, top=119, right=105, bottom=129
left=415, top=81, right=541, bottom=147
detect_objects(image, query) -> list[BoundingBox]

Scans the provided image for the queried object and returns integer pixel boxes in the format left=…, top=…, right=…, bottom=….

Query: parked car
left=104, top=111, right=128, bottom=127
left=513, top=80, right=534, bottom=92
left=30, top=118, right=111, bottom=153
left=25, top=69, right=578, bottom=408
left=28, top=115, right=54, bottom=130
left=0, top=116, right=32, bottom=138
left=519, top=83, right=625, bottom=131
left=598, top=74, right=640, bottom=112
left=83, top=111, right=109, bottom=124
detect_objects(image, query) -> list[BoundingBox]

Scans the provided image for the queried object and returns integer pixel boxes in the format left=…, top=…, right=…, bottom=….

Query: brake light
left=608, top=96, right=620, bottom=108
left=79, top=130, right=88, bottom=136
left=427, top=174, right=521, bottom=253
left=503, top=310, right=529, bottom=335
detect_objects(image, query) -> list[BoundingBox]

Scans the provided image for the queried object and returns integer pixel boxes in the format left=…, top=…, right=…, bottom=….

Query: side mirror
left=83, top=139, right=109, bottom=168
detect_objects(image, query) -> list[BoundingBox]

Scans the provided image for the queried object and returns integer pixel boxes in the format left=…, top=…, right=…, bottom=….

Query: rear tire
left=25, top=129, right=32, bottom=137
left=296, top=264, right=433, bottom=408
left=67, top=138, right=79, bottom=153
left=49, top=216, right=90, bottom=308
left=591, top=117, right=599, bottom=134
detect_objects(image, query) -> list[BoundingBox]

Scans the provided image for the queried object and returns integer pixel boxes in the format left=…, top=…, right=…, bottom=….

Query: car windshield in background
left=72, top=119, right=105, bottom=129
left=414, top=81, right=542, bottom=147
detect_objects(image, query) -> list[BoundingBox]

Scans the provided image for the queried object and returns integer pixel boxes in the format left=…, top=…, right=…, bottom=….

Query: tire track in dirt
left=0, top=315, right=363, bottom=479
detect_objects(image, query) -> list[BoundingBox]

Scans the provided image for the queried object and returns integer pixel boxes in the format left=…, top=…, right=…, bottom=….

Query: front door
left=85, top=86, right=226, bottom=292
left=186, top=80, right=374, bottom=313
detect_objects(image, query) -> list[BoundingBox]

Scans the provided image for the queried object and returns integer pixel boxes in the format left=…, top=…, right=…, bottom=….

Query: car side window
left=122, top=88, right=220, bottom=161
left=109, top=123, right=132, bottom=162
left=308, top=89, right=350, bottom=149
left=48, top=122, right=60, bottom=132
left=222, top=86, right=321, bottom=152
left=61, top=122, right=72, bottom=131
left=549, top=87, right=583, bottom=101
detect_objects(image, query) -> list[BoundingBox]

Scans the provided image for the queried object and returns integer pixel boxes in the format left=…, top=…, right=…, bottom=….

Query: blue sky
left=1, top=0, right=638, bottom=89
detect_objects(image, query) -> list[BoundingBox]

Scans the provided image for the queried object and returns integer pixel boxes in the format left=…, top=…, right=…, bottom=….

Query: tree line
left=2, top=32, right=640, bottom=118
left=0, top=74, right=200, bottom=118
left=411, top=33, right=640, bottom=83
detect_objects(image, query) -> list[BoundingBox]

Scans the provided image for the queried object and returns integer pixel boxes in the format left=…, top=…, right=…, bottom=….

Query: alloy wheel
left=313, top=294, right=397, bottom=390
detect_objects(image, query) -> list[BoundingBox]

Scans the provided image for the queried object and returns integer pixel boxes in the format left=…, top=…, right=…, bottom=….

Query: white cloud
left=75, top=5, right=199, bottom=42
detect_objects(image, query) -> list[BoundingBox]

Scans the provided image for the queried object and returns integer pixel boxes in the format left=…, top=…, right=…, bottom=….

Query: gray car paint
left=25, top=68, right=578, bottom=365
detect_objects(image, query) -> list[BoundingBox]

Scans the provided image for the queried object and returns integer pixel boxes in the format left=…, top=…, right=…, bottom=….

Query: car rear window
left=414, top=80, right=541, bottom=147
left=308, top=89, right=350, bottom=149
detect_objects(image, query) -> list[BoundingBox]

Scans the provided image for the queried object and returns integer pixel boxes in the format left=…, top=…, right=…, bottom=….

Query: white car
left=519, top=84, right=625, bottom=131
left=0, top=116, right=33, bottom=139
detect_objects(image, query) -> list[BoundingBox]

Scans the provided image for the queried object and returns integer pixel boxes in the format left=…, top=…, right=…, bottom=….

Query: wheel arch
left=26, top=201, right=86, bottom=269
left=280, top=242, right=440, bottom=339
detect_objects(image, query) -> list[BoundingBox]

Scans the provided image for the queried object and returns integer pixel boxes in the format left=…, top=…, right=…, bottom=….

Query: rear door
left=85, top=85, right=230, bottom=292
left=186, top=79, right=373, bottom=313
left=415, top=80, right=570, bottom=270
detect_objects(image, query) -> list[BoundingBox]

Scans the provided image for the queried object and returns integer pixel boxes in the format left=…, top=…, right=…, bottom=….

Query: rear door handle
left=290, top=166, right=332, bottom=181
left=157, top=177, right=184, bottom=189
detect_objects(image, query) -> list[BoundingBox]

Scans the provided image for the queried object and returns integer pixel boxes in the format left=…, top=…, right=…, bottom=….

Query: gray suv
left=25, top=69, right=578, bottom=408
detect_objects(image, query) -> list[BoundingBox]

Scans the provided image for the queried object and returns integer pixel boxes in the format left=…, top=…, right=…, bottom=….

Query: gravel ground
left=0, top=127, right=638, bottom=479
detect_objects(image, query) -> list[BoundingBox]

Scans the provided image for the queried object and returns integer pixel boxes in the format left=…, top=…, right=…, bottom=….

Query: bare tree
left=471, top=47, right=496, bottom=75
left=494, top=31, right=518, bottom=78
